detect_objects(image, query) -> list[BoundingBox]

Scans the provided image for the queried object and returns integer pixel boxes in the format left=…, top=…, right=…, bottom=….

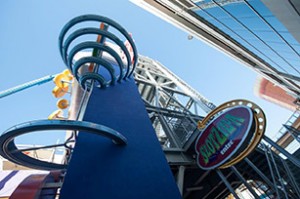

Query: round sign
left=195, top=106, right=254, bottom=170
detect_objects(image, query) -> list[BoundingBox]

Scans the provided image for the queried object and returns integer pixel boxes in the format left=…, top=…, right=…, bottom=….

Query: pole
left=263, top=135, right=300, bottom=168
left=231, top=166, right=260, bottom=199
left=0, top=75, right=55, bottom=99
left=216, top=169, right=240, bottom=199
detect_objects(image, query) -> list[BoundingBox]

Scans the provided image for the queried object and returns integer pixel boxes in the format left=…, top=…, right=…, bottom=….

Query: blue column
left=60, top=79, right=182, bottom=199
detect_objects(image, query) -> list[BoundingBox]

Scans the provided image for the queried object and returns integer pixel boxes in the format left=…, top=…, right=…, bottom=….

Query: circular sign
left=195, top=106, right=254, bottom=170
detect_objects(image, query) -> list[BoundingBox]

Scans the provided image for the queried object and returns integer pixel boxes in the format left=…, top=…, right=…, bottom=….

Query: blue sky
left=0, top=0, right=292, bottom=144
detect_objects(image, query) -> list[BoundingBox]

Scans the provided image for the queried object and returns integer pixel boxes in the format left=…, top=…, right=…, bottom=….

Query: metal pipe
left=231, top=166, right=260, bottom=199
left=267, top=147, right=289, bottom=199
left=263, top=135, right=300, bottom=168
left=0, top=75, right=55, bottom=99
left=177, top=166, right=185, bottom=195
left=201, top=171, right=233, bottom=199
left=157, top=114, right=180, bottom=148
left=244, top=158, right=277, bottom=191
left=183, top=170, right=210, bottom=199
left=262, top=144, right=280, bottom=198
left=216, top=169, right=240, bottom=199
left=280, top=157, right=300, bottom=198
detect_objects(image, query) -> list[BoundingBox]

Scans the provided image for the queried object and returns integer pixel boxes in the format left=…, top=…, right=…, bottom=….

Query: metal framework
left=134, top=55, right=300, bottom=199
left=134, top=55, right=214, bottom=150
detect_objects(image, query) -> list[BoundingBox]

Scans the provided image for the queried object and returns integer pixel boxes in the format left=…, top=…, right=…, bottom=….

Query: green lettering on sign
left=225, top=114, right=245, bottom=126
left=213, top=127, right=227, bottom=146
left=200, top=146, right=209, bottom=164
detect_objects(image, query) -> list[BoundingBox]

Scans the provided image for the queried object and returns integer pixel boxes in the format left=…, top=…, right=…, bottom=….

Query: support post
left=231, top=166, right=260, bottom=199
left=263, top=135, right=300, bottom=168
left=60, top=79, right=182, bottom=199
left=177, top=166, right=185, bottom=195
left=262, top=144, right=280, bottom=198
left=280, top=157, right=300, bottom=198
left=244, top=158, right=277, bottom=191
left=267, top=146, right=289, bottom=199
left=216, top=169, right=240, bottom=199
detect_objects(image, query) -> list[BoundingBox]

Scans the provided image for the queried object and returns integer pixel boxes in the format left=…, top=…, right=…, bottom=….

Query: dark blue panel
left=60, top=79, right=181, bottom=199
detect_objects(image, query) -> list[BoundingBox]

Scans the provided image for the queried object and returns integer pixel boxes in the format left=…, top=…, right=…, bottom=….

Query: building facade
left=131, top=0, right=300, bottom=100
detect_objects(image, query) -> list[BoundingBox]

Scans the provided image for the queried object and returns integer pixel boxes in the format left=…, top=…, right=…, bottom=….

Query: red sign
left=195, top=106, right=254, bottom=170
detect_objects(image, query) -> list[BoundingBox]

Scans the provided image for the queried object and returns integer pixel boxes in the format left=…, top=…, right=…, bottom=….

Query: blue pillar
left=60, top=79, right=182, bottom=199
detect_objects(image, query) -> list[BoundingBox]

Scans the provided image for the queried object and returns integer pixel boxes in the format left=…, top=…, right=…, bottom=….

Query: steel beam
left=177, top=166, right=186, bottom=195
left=145, top=104, right=203, bottom=120
left=231, top=166, right=260, bottom=199
left=244, top=158, right=277, bottom=191
left=157, top=114, right=180, bottom=148
left=263, top=135, right=300, bottom=168
left=163, top=148, right=194, bottom=165
left=216, top=169, right=240, bottom=199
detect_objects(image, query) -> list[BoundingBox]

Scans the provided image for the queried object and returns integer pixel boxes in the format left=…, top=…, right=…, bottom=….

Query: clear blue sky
left=0, top=0, right=292, bottom=144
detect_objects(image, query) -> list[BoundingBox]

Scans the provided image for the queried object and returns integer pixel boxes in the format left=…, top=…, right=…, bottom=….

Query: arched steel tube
left=62, top=28, right=131, bottom=76
left=73, top=56, right=116, bottom=85
left=59, top=14, right=138, bottom=80
left=79, top=72, right=107, bottom=90
left=0, top=120, right=127, bottom=170
left=67, top=41, right=124, bottom=84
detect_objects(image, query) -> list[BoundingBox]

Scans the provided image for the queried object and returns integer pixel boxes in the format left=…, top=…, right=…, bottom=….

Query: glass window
left=191, top=0, right=300, bottom=77
left=280, top=32, right=300, bottom=46
left=287, top=60, right=300, bottom=68
left=291, top=44, right=300, bottom=53
left=247, top=0, right=273, bottom=16
left=264, top=16, right=288, bottom=32
left=221, top=2, right=253, bottom=18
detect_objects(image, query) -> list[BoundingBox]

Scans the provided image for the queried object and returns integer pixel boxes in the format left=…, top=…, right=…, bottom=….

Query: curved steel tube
left=62, top=28, right=131, bottom=75
left=79, top=72, right=107, bottom=90
left=59, top=15, right=138, bottom=69
left=73, top=56, right=116, bottom=84
left=0, top=120, right=127, bottom=170
left=58, top=14, right=138, bottom=91
left=67, top=42, right=124, bottom=83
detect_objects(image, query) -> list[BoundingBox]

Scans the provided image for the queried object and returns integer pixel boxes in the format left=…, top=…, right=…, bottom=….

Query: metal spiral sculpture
left=0, top=15, right=136, bottom=171
left=59, top=14, right=138, bottom=90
